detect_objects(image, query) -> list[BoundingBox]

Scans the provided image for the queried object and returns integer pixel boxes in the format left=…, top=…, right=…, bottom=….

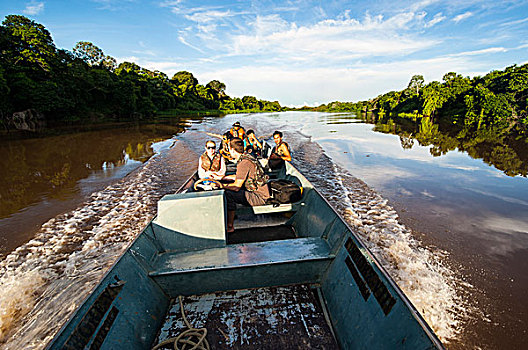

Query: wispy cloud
left=499, top=16, right=528, bottom=27
left=184, top=9, right=233, bottom=23
left=23, top=1, right=45, bottom=15
left=425, top=13, right=446, bottom=28
left=453, top=11, right=473, bottom=23
left=146, top=0, right=526, bottom=104
left=178, top=34, right=205, bottom=53
left=450, top=47, right=507, bottom=57
left=159, top=0, right=182, bottom=7
left=409, top=0, right=442, bottom=12
left=222, top=12, right=439, bottom=65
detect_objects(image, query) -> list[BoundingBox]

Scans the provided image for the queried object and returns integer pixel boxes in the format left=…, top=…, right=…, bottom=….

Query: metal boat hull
left=47, top=161, right=443, bottom=349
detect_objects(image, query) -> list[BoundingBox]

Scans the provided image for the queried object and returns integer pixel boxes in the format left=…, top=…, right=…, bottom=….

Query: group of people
left=198, top=121, right=292, bottom=232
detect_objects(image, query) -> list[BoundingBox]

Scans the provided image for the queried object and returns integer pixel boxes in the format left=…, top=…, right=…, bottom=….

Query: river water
left=0, top=112, right=527, bottom=349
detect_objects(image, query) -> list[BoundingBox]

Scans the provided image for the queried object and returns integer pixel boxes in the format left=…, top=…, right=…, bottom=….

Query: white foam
left=333, top=165, right=471, bottom=343
left=0, top=141, right=188, bottom=349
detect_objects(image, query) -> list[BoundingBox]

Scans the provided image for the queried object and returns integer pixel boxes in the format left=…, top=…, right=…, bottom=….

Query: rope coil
left=152, top=296, right=210, bottom=350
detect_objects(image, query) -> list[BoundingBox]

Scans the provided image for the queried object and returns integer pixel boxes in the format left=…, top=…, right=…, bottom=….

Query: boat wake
left=0, top=113, right=473, bottom=348
left=194, top=114, right=473, bottom=345
left=0, top=140, right=196, bottom=349
left=289, top=136, right=473, bottom=344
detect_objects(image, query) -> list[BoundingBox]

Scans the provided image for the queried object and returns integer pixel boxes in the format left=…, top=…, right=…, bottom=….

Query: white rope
left=152, top=296, right=210, bottom=350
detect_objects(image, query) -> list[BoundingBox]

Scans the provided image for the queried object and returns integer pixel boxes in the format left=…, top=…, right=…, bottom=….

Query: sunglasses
left=206, top=146, right=216, bottom=149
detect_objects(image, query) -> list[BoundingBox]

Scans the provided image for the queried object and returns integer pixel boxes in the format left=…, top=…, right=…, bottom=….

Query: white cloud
left=23, top=1, right=44, bottom=15
left=453, top=11, right=473, bottom=23
left=131, top=49, right=156, bottom=56
left=499, top=17, right=528, bottom=27
left=225, top=12, right=439, bottom=62
left=191, top=55, right=475, bottom=104
left=184, top=10, right=232, bottom=23
left=409, top=0, right=442, bottom=12
left=129, top=2, right=521, bottom=105
left=450, top=47, right=507, bottom=57
left=159, top=0, right=182, bottom=7
left=177, top=35, right=205, bottom=53
left=425, top=13, right=446, bottom=28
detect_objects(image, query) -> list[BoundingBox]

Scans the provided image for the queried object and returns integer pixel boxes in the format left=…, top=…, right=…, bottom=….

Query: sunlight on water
left=0, top=112, right=485, bottom=348
left=283, top=130, right=468, bottom=344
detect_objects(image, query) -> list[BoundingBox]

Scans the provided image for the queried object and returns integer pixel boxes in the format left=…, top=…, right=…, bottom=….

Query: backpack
left=238, top=154, right=269, bottom=192
left=266, top=179, right=302, bottom=205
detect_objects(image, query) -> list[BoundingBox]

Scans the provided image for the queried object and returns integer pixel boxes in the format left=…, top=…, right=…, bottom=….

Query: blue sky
left=1, top=0, right=528, bottom=106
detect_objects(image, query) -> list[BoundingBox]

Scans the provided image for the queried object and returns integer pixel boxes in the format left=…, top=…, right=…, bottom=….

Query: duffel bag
left=267, top=179, right=302, bottom=204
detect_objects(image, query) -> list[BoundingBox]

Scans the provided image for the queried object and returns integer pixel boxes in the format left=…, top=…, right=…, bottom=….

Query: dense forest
left=306, top=66, right=528, bottom=176
left=2, top=14, right=527, bottom=140
left=312, top=65, right=528, bottom=137
left=0, top=15, right=281, bottom=130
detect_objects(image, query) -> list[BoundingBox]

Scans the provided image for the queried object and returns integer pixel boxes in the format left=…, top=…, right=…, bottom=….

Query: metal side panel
left=321, top=239, right=443, bottom=349
left=288, top=190, right=340, bottom=239
left=47, top=250, right=170, bottom=350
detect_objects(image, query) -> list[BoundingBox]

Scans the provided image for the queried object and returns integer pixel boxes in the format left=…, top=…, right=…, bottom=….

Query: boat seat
left=235, top=200, right=305, bottom=214
left=148, top=237, right=333, bottom=296
left=150, top=237, right=331, bottom=277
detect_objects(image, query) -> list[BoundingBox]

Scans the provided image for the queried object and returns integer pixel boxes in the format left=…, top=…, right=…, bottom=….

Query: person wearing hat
left=229, top=121, right=246, bottom=140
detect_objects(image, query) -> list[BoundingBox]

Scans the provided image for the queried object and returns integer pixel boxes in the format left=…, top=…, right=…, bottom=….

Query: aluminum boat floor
left=154, top=284, right=338, bottom=349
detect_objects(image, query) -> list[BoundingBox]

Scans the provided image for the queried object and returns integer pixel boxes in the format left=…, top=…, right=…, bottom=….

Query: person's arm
left=198, top=157, right=207, bottom=178
left=223, top=178, right=245, bottom=191
left=254, top=138, right=263, bottom=149
left=223, top=161, right=248, bottom=191
left=204, top=131, right=223, bottom=139
left=279, top=144, right=292, bottom=161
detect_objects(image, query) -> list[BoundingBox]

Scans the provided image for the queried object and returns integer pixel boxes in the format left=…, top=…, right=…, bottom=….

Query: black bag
left=267, top=179, right=302, bottom=205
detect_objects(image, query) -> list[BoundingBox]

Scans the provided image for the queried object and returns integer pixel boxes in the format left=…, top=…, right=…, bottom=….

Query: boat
left=46, top=150, right=444, bottom=349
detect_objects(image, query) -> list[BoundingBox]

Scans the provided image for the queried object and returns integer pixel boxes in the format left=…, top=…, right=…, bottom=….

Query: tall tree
left=407, top=74, right=425, bottom=95
left=171, top=71, right=198, bottom=97
left=73, top=41, right=116, bottom=70
left=206, top=80, right=226, bottom=100
left=422, top=81, right=447, bottom=117
left=2, top=15, right=56, bottom=72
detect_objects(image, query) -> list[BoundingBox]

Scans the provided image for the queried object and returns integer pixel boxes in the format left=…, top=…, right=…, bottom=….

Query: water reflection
left=293, top=111, right=528, bottom=349
left=0, top=124, right=184, bottom=219
left=365, top=115, right=528, bottom=177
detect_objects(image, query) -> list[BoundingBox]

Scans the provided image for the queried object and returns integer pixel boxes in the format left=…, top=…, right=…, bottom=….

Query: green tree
left=242, top=95, right=259, bottom=110
left=171, top=71, right=198, bottom=97
left=407, top=74, right=425, bottom=96
left=422, top=81, right=447, bottom=117
left=73, top=41, right=117, bottom=71
left=2, top=15, right=56, bottom=72
left=73, top=42, right=105, bottom=66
